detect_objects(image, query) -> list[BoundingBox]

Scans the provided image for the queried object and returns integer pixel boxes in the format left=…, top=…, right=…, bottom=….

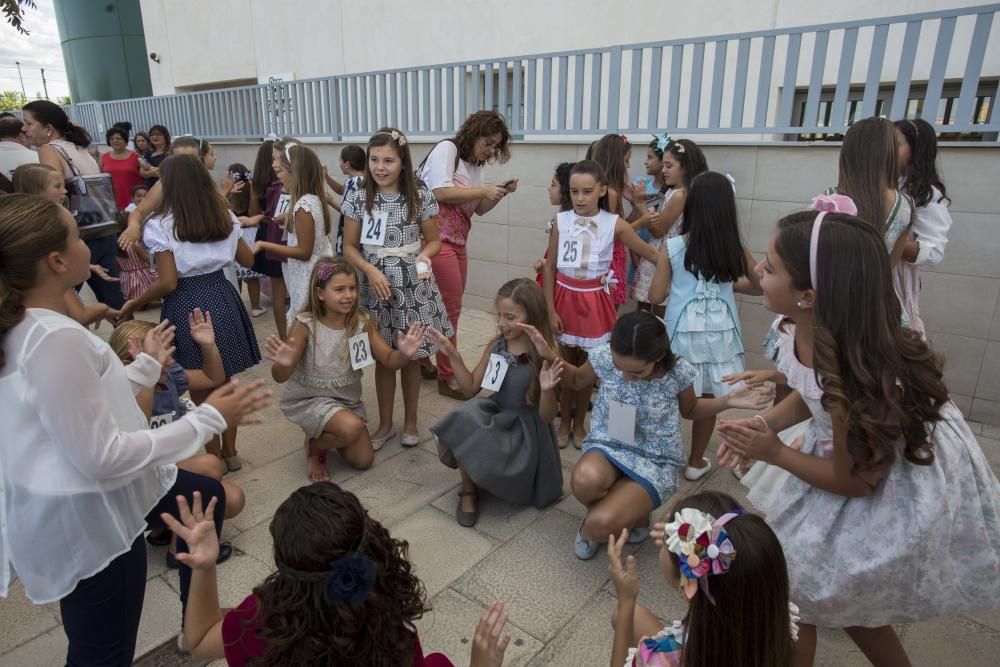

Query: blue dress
left=581, top=344, right=695, bottom=507
left=664, top=235, right=744, bottom=396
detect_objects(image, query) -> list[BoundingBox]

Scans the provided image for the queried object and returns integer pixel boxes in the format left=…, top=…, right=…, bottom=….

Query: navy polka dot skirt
left=161, top=270, right=261, bottom=377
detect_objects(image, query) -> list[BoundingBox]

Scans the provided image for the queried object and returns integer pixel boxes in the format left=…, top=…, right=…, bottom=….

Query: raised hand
left=143, top=320, right=176, bottom=366
left=188, top=309, right=216, bottom=347
left=514, top=323, right=556, bottom=360
left=264, top=335, right=298, bottom=368
left=724, top=383, right=776, bottom=411
left=607, top=528, right=639, bottom=602
left=425, top=327, right=458, bottom=358
left=159, top=492, right=219, bottom=571
left=204, top=378, right=272, bottom=427
left=126, top=336, right=143, bottom=362
left=396, top=322, right=428, bottom=359
left=470, top=601, right=512, bottom=667
left=89, top=264, right=120, bottom=283
left=539, top=358, right=564, bottom=391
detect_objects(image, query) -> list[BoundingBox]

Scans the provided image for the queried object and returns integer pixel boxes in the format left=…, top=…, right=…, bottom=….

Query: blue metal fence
left=19, top=4, right=1000, bottom=142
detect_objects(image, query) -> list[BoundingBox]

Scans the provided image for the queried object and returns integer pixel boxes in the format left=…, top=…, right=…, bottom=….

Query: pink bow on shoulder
left=809, top=193, right=857, bottom=216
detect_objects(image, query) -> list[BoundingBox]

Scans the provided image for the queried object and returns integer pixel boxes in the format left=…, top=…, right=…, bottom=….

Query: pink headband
left=807, top=194, right=858, bottom=290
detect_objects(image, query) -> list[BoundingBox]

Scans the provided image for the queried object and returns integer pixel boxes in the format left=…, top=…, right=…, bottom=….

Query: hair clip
left=316, top=262, right=335, bottom=282
left=663, top=508, right=742, bottom=604
left=667, top=140, right=686, bottom=155
left=651, top=133, right=671, bottom=155
left=325, top=552, right=376, bottom=605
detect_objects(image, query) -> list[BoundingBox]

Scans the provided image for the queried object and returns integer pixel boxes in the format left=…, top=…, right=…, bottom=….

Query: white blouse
left=143, top=211, right=243, bottom=277
left=418, top=140, right=482, bottom=191
left=913, top=186, right=953, bottom=267
left=0, top=309, right=226, bottom=604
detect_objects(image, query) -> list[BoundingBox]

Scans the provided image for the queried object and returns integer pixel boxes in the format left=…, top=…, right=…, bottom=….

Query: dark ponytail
left=22, top=100, right=92, bottom=148
left=0, top=194, right=70, bottom=369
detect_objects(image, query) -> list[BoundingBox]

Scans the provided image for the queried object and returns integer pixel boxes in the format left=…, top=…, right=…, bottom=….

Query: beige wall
left=209, top=140, right=1000, bottom=424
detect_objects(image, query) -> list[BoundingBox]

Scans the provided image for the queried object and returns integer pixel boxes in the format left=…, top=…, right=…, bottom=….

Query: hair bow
left=390, top=129, right=407, bottom=146
left=651, top=133, right=671, bottom=155
left=325, top=552, right=376, bottom=605
left=663, top=508, right=741, bottom=604
left=668, top=140, right=686, bottom=155
left=808, top=193, right=857, bottom=216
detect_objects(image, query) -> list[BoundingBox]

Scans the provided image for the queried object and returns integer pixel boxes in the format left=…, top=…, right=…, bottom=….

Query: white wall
left=140, top=0, right=1000, bottom=96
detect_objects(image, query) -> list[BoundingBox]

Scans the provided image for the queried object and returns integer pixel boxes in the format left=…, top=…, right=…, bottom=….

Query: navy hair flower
left=325, top=552, right=376, bottom=605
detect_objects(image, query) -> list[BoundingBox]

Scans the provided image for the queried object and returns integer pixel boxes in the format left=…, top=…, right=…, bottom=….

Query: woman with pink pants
left=418, top=111, right=515, bottom=398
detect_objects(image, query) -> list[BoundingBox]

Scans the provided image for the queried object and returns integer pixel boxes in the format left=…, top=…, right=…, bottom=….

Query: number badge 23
left=349, top=331, right=376, bottom=370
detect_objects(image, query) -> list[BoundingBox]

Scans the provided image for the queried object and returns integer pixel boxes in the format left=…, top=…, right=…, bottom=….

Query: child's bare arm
left=264, top=322, right=309, bottom=383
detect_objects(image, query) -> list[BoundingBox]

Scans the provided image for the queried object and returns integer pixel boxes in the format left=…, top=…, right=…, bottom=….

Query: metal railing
left=17, top=4, right=1000, bottom=142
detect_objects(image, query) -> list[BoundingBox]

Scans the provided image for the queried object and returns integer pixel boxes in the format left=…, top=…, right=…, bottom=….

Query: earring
left=796, top=301, right=803, bottom=308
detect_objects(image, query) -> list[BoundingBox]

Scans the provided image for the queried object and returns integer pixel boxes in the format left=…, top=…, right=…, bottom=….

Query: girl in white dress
left=253, top=143, right=334, bottom=327
left=717, top=210, right=1000, bottom=667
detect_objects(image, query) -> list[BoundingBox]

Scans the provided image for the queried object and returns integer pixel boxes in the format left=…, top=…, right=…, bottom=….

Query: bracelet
left=753, top=414, right=769, bottom=431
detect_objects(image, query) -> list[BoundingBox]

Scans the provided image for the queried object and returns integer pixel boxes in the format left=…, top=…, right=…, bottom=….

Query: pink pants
left=432, top=241, right=468, bottom=380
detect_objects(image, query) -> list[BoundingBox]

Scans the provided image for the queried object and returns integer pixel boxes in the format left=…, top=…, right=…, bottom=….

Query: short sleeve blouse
left=143, top=211, right=242, bottom=277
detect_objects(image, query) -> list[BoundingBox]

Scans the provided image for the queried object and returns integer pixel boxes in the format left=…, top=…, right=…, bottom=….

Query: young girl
left=717, top=211, right=1000, bottom=667
left=625, top=134, right=667, bottom=290
left=428, top=278, right=564, bottom=527
left=588, top=134, right=632, bottom=307
left=893, top=118, right=953, bottom=338
left=163, top=482, right=457, bottom=666
left=253, top=142, right=334, bottom=326
left=265, top=257, right=428, bottom=481
left=0, top=193, right=269, bottom=665
left=243, top=140, right=289, bottom=337
left=533, top=162, right=575, bottom=285
left=116, top=184, right=159, bottom=304
left=542, top=160, right=659, bottom=449
left=226, top=161, right=267, bottom=317
left=632, top=138, right=708, bottom=317
left=647, top=171, right=761, bottom=482
left=343, top=128, right=454, bottom=448
left=522, top=311, right=770, bottom=560
left=335, top=144, right=366, bottom=254
left=117, top=154, right=262, bottom=471
left=610, top=491, right=797, bottom=666
left=109, top=312, right=247, bottom=567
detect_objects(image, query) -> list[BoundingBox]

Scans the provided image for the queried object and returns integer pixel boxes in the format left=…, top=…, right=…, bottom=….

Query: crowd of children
left=1, top=108, right=998, bottom=667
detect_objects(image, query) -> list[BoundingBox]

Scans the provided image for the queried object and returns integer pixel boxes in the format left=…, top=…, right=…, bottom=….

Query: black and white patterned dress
left=342, top=186, right=454, bottom=359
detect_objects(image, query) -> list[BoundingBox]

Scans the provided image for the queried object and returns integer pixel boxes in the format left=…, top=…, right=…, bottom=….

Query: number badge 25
left=361, top=211, right=388, bottom=247
left=480, top=353, right=509, bottom=391
left=348, top=331, right=376, bottom=370
left=557, top=236, right=583, bottom=269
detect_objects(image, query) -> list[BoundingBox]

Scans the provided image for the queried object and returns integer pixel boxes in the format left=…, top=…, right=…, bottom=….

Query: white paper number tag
left=348, top=331, right=375, bottom=370
left=149, top=412, right=175, bottom=429
left=608, top=399, right=637, bottom=446
left=361, top=211, right=388, bottom=246
left=480, top=353, right=509, bottom=391
left=557, top=237, right=582, bottom=269
left=275, top=193, right=292, bottom=241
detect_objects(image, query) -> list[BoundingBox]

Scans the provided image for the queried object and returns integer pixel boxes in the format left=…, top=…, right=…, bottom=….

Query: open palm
left=160, top=492, right=219, bottom=571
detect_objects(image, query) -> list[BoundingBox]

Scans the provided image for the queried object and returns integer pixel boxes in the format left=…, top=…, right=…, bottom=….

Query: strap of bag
left=48, top=143, right=82, bottom=178
left=417, top=138, right=460, bottom=174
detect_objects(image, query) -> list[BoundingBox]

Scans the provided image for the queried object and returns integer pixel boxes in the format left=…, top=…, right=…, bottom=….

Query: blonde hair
left=276, top=142, right=332, bottom=236
left=108, top=320, right=156, bottom=363
left=12, top=163, right=60, bottom=196
left=302, top=256, right=366, bottom=365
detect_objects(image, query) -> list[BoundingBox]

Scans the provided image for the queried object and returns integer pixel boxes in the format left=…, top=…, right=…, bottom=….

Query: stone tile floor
left=2, top=304, right=999, bottom=666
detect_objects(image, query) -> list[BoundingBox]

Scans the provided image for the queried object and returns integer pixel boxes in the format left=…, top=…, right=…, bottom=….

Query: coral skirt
left=554, top=272, right=616, bottom=349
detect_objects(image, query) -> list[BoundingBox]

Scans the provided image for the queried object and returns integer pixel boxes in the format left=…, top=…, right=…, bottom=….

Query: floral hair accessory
left=316, top=262, right=336, bottom=283
left=667, top=139, right=686, bottom=155
left=808, top=193, right=857, bottom=216
left=664, top=508, right=742, bottom=604
left=325, top=552, right=377, bottom=605
left=375, top=130, right=407, bottom=146
left=651, top=133, right=671, bottom=155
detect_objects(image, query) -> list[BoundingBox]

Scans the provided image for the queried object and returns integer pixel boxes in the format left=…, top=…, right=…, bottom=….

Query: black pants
left=79, top=235, right=126, bottom=309
left=59, top=470, right=226, bottom=666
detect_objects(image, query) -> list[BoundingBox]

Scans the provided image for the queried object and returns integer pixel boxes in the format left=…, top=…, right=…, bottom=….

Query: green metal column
left=53, top=0, right=152, bottom=103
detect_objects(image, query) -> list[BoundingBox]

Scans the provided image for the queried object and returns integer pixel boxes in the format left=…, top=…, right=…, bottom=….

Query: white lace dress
left=748, top=326, right=1000, bottom=626
left=284, top=194, right=333, bottom=327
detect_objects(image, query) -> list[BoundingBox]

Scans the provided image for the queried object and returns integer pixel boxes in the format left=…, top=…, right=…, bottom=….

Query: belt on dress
left=363, top=240, right=421, bottom=258
left=556, top=269, right=618, bottom=294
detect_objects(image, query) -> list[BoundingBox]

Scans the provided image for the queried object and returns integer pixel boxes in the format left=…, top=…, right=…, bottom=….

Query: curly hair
left=774, top=210, right=949, bottom=473
left=894, top=118, right=950, bottom=208
left=452, top=110, right=511, bottom=166
left=249, top=482, right=429, bottom=666
left=665, top=139, right=708, bottom=187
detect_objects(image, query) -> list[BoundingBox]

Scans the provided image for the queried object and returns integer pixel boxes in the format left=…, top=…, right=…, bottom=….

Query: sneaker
left=250, top=307, right=266, bottom=317
left=684, top=457, right=712, bottom=481
left=628, top=526, right=650, bottom=544
left=574, top=531, right=599, bottom=560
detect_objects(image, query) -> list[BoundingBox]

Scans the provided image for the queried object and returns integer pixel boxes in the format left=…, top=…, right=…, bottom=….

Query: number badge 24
left=361, top=211, right=388, bottom=247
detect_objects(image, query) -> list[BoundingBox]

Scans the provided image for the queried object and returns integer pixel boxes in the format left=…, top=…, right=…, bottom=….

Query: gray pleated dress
left=431, top=339, right=563, bottom=508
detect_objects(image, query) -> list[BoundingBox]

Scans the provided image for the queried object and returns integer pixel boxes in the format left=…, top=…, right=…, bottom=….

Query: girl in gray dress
left=429, top=278, right=565, bottom=527
left=265, top=257, right=428, bottom=481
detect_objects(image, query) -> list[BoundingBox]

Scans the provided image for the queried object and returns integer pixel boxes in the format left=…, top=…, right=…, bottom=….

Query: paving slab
left=0, top=582, right=59, bottom=655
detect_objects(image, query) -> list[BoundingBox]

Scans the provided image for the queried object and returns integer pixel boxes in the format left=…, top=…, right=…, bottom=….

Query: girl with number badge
left=253, top=142, right=333, bottom=326
left=266, top=258, right=428, bottom=481
left=522, top=311, right=771, bottom=560
left=428, top=278, right=564, bottom=527
left=542, top=160, right=659, bottom=449
left=343, top=128, right=454, bottom=450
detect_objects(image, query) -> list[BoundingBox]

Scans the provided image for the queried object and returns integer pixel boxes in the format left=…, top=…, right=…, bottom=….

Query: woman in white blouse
left=0, top=194, right=269, bottom=664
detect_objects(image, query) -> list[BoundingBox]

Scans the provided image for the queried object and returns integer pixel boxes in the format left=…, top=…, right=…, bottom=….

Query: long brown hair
left=665, top=138, right=709, bottom=187
left=774, top=210, right=948, bottom=472
left=154, top=154, right=233, bottom=243
left=226, top=162, right=252, bottom=216
left=301, top=256, right=365, bottom=365
left=496, top=278, right=555, bottom=406
left=452, top=110, right=512, bottom=166
left=250, top=139, right=277, bottom=207
left=590, top=134, right=631, bottom=212
left=276, top=143, right=332, bottom=236
left=361, top=128, right=422, bottom=225
left=837, top=116, right=898, bottom=229
left=665, top=492, right=794, bottom=667
left=251, top=482, right=429, bottom=666
left=0, top=194, right=69, bottom=369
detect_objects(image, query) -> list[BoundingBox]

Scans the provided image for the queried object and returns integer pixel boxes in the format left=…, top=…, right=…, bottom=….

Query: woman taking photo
left=418, top=110, right=515, bottom=398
